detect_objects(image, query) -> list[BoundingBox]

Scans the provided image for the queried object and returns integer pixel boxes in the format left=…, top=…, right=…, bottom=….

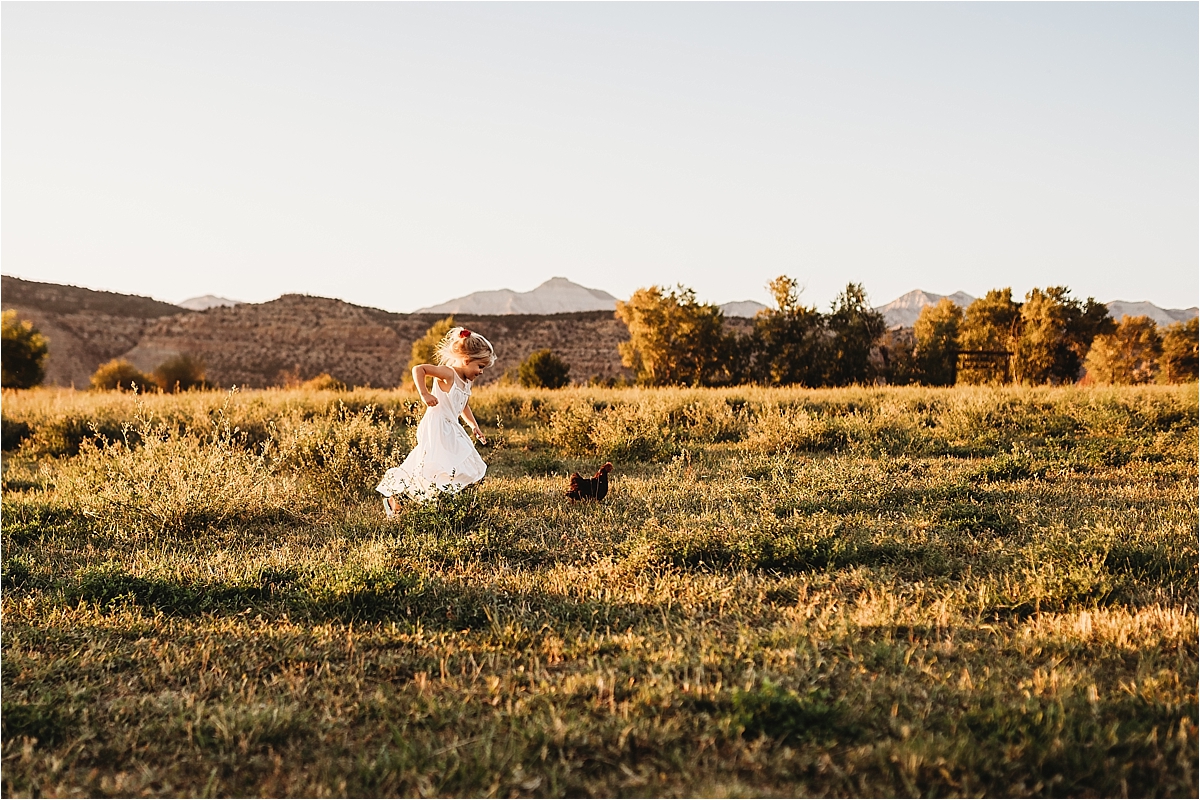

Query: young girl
left=377, top=327, right=495, bottom=514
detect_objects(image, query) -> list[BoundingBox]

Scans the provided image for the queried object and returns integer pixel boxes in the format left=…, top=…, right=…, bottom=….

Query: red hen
left=566, top=462, right=613, bottom=502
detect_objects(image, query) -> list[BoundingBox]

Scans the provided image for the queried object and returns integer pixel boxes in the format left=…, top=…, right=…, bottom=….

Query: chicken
left=566, top=462, right=613, bottom=502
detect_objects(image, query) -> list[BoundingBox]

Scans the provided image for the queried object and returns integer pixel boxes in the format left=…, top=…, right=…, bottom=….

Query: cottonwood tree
left=749, top=276, right=827, bottom=386
left=1012, top=287, right=1113, bottom=385
left=1159, top=318, right=1199, bottom=383
left=615, top=285, right=730, bottom=386
left=912, top=298, right=962, bottom=386
left=1, top=310, right=48, bottom=389
left=1084, top=315, right=1162, bottom=385
left=824, top=283, right=886, bottom=386
left=958, top=289, right=1022, bottom=384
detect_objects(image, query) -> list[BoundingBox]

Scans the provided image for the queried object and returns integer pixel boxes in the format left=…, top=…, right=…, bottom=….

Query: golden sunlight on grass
left=1, top=384, right=1196, bottom=796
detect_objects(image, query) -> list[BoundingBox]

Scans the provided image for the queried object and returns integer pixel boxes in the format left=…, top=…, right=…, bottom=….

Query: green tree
left=153, top=354, right=207, bottom=393
left=90, top=359, right=152, bottom=391
left=1083, top=316, right=1161, bottom=385
left=958, top=289, right=1021, bottom=384
left=1, top=310, right=49, bottom=389
left=824, top=283, right=886, bottom=386
left=912, top=298, right=962, bottom=386
left=1012, top=287, right=1114, bottom=385
left=615, top=285, right=731, bottom=386
left=750, top=276, right=827, bottom=386
left=1159, top=317, right=1199, bottom=383
left=517, top=349, right=571, bottom=389
left=409, top=316, right=456, bottom=390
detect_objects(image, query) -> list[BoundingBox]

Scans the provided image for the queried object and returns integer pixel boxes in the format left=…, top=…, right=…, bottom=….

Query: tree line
left=5, top=286, right=1195, bottom=392
left=615, top=279, right=1199, bottom=387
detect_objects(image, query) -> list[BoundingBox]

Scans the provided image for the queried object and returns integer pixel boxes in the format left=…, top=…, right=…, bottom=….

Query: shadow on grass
left=56, top=563, right=657, bottom=631
left=773, top=483, right=1019, bottom=536
left=0, top=498, right=92, bottom=546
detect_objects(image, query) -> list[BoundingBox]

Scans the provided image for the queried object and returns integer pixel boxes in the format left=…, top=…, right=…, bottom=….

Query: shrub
left=517, top=349, right=570, bottom=389
left=90, top=359, right=153, bottom=392
left=301, top=373, right=348, bottom=391
left=544, top=402, right=595, bottom=456
left=20, top=413, right=130, bottom=457
left=1, top=310, right=48, bottom=389
left=746, top=405, right=849, bottom=453
left=55, top=420, right=297, bottom=534
left=401, top=488, right=487, bottom=536
left=268, top=404, right=410, bottom=502
left=546, top=399, right=670, bottom=460
left=153, top=354, right=207, bottom=392
left=1, top=418, right=33, bottom=452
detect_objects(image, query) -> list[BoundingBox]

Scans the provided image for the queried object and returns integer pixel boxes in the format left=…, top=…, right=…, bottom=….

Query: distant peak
left=179, top=294, right=243, bottom=311
left=415, top=276, right=617, bottom=314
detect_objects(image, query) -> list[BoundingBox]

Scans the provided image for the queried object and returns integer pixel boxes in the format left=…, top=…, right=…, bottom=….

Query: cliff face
left=2, top=276, right=184, bottom=387
left=120, top=296, right=643, bottom=388
left=2, top=279, right=641, bottom=388
left=123, top=295, right=410, bottom=388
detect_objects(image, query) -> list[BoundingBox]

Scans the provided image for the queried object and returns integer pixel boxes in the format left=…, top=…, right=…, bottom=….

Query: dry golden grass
left=2, top=383, right=1196, bottom=796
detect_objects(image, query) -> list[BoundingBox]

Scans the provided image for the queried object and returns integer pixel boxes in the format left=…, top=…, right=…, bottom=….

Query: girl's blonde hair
left=436, top=326, right=496, bottom=368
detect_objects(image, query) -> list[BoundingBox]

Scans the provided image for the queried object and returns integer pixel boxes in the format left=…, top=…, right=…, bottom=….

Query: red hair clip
left=460, top=329, right=471, bottom=338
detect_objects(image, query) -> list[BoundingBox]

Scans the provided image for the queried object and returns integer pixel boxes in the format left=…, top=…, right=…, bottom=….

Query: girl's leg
left=381, top=494, right=397, bottom=518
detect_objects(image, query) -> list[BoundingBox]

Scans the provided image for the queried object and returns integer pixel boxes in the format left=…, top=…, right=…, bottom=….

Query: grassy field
left=1, top=383, right=1196, bottom=797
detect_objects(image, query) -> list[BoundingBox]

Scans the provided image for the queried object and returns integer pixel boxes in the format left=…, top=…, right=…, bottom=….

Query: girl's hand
left=473, top=427, right=487, bottom=445
left=420, top=391, right=438, bottom=407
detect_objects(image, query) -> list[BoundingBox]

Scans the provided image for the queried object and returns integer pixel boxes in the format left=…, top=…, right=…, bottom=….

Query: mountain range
left=412, top=279, right=1197, bottom=327
left=874, top=289, right=1197, bottom=328
left=411, top=277, right=775, bottom=318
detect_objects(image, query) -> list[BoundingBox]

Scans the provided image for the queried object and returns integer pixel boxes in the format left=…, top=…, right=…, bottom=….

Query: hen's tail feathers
left=566, top=473, right=584, bottom=500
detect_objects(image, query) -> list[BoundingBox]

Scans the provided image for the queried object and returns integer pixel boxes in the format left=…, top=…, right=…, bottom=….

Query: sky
left=3, top=2, right=1197, bottom=313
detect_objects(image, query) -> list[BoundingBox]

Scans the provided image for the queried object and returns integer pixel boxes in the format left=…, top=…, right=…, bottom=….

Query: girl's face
left=458, top=358, right=488, bottom=381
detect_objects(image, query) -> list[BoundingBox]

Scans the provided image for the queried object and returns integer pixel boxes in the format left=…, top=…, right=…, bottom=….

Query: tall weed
left=267, top=403, right=411, bottom=502
left=54, top=402, right=296, bottom=534
left=546, top=400, right=671, bottom=461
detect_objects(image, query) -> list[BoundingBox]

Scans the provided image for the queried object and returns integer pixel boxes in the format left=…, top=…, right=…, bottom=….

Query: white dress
left=376, top=372, right=486, bottom=501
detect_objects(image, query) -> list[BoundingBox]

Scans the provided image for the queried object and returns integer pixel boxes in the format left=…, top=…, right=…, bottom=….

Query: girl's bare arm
left=411, top=364, right=458, bottom=405
left=460, top=404, right=486, bottom=443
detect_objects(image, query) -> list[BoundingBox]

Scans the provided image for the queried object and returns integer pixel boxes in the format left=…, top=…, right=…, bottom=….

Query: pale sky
left=3, top=2, right=1197, bottom=312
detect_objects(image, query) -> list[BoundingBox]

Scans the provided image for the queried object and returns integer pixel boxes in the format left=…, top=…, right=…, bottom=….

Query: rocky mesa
left=2, top=277, right=641, bottom=388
